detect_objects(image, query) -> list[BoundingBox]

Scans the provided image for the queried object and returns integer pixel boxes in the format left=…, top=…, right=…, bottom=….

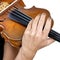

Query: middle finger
left=36, top=13, right=46, bottom=35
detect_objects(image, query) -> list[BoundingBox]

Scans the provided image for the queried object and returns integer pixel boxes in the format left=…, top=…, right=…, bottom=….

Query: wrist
left=15, top=47, right=36, bottom=60
left=21, top=47, right=36, bottom=60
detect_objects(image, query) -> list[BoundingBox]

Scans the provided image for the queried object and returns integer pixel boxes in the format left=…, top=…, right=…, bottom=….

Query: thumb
left=43, top=38, right=55, bottom=47
left=39, top=38, right=55, bottom=49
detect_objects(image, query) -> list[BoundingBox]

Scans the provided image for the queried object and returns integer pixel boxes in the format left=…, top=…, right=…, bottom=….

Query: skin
left=3, top=13, right=54, bottom=60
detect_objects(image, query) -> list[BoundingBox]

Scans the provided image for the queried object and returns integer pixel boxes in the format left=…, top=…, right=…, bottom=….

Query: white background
left=23, top=0, right=60, bottom=60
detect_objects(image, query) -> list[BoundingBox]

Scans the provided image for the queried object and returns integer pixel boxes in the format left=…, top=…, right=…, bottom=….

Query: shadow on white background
left=23, top=0, right=60, bottom=60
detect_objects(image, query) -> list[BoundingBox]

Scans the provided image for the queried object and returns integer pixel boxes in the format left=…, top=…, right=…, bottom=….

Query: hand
left=15, top=13, right=55, bottom=60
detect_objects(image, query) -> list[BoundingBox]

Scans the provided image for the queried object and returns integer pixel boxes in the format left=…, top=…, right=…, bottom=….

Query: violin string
left=9, top=11, right=29, bottom=26
left=14, top=8, right=31, bottom=21
left=10, top=11, right=29, bottom=23
left=9, top=8, right=32, bottom=26
left=11, top=8, right=31, bottom=22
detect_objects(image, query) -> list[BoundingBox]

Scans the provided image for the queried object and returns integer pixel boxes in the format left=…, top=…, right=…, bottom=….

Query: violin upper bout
left=19, top=0, right=25, bottom=7
left=21, top=0, right=25, bottom=7
left=20, top=6, right=50, bottom=19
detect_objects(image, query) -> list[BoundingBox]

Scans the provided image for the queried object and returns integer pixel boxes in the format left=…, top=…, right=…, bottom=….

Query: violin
left=0, top=0, right=60, bottom=48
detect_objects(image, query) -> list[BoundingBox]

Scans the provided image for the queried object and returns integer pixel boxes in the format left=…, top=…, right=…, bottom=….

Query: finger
left=43, top=17, right=52, bottom=39
left=36, top=13, right=46, bottom=35
left=31, top=14, right=40, bottom=35
left=24, top=20, right=32, bottom=34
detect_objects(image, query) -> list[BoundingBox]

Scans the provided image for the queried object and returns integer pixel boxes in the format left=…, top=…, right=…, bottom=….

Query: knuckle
left=30, top=33, right=35, bottom=37
left=24, top=31, right=30, bottom=35
left=35, top=33, right=42, bottom=39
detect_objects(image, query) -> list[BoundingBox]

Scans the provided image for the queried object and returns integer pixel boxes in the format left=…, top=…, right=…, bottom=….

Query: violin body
left=0, top=0, right=51, bottom=48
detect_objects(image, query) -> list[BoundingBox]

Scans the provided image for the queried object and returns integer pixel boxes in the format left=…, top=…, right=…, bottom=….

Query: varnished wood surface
left=0, top=0, right=52, bottom=47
